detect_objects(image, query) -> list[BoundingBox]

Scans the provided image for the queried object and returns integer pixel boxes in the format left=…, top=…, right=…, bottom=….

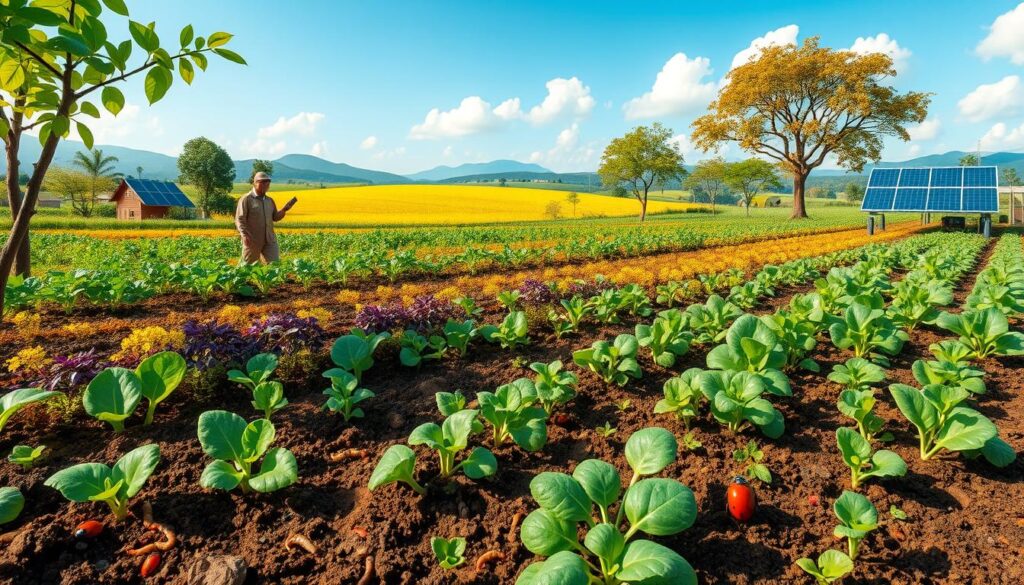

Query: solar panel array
left=861, top=166, right=999, bottom=213
left=125, top=178, right=195, bottom=208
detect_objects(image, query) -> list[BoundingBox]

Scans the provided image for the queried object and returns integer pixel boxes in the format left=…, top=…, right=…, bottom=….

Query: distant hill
left=437, top=170, right=601, bottom=186
left=275, top=154, right=410, bottom=184
left=1, top=139, right=182, bottom=180
left=232, top=159, right=365, bottom=184
left=407, top=160, right=552, bottom=181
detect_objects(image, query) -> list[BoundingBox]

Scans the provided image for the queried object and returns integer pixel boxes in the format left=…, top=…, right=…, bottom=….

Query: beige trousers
left=241, top=238, right=280, bottom=264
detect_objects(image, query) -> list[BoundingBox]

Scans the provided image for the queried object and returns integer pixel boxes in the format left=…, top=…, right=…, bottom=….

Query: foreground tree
left=249, top=158, right=273, bottom=182
left=42, top=167, right=92, bottom=216
left=177, top=137, right=235, bottom=218
left=725, top=159, right=783, bottom=215
left=598, top=123, right=685, bottom=222
left=683, top=157, right=728, bottom=213
left=0, top=0, right=244, bottom=320
left=692, top=37, right=929, bottom=219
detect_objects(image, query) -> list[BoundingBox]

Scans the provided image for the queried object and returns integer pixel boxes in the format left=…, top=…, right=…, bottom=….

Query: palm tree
left=72, top=149, right=120, bottom=209
left=137, top=166, right=143, bottom=179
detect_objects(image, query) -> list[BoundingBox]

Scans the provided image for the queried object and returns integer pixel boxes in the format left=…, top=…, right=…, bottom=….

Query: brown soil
left=1, top=233, right=1022, bottom=585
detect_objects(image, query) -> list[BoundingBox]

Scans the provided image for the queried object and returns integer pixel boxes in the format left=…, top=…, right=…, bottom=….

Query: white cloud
left=623, top=53, right=716, bottom=119
left=976, top=3, right=1024, bottom=64
left=669, top=134, right=693, bottom=157
left=531, top=123, right=599, bottom=170
left=907, top=144, right=922, bottom=157
left=493, top=98, right=523, bottom=121
left=372, top=146, right=407, bottom=160
left=849, top=33, right=911, bottom=73
left=524, top=77, right=595, bottom=124
left=359, top=135, right=378, bottom=150
left=257, top=112, right=325, bottom=139
left=907, top=117, right=941, bottom=141
left=62, top=103, right=167, bottom=153
left=980, top=121, right=1024, bottom=150
left=410, top=96, right=504, bottom=139
left=239, top=138, right=287, bottom=158
left=731, top=25, right=799, bottom=69
left=443, top=145, right=454, bottom=158
left=957, top=75, right=1023, bottom=122
left=310, top=141, right=328, bottom=157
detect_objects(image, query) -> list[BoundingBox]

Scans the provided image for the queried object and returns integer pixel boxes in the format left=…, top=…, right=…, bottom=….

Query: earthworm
left=475, top=550, right=505, bottom=571
left=125, top=523, right=177, bottom=555
left=142, top=501, right=154, bottom=528
left=356, top=554, right=375, bottom=585
left=352, top=526, right=369, bottom=539
left=507, top=512, right=524, bottom=543
left=285, top=533, right=318, bottom=555
left=331, top=448, right=369, bottom=462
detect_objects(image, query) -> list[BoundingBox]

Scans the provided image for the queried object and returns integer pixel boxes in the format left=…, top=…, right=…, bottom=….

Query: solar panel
left=125, top=178, right=195, bottom=208
left=861, top=166, right=999, bottom=213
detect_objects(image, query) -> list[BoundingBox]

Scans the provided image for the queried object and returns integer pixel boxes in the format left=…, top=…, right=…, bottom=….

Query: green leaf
left=584, top=523, right=625, bottom=567
left=200, top=460, right=243, bottom=491
left=514, top=551, right=590, bottom=585
left=530, top=472, right=592, bottom=523
left=1, top=388, right=60, bottom=433
left=833, top=490, right=877, bottom=531
left=110, top=444, right=160, bottom=499
left=102, top=0, right=130, bottom=16
left=0, top=487, right=25, bottom=525
left=50, top=115, right=70, bottom=138
left=624, top=478, right=697, bottom=536
left=136, top=351, right=186, bottom=412
left=933, top=407, right=997, bottom=452
left=100, top=85, right=125, bottom=115
left=144, top=66, right=173, bottom=104
left=197, top=410, right=248, bottom=461
left=82, top=368, right=142, bottom=430
left=179, top=24, right=194, bottom=47
left=520, top=508, right=577, bottom=556
left=571, top=459, right=621, bottom=509
left=368, top=444, right=418, bottom=491
left=442, top=409, right=478, bottom=451
left=240, top=418, right=276, bottom=462
left=207, top=31, right=233, bottom=48
left=128, top=20, right=159, bottom=53
left=980, top=436, right=1017, bottom=468
left=76, top=122, right=94, bottom=150
left=248, top=447, right=297, bottom=492
left=617, top=539, right=697, bottom=585
left=817, top=549, right=854, bottom=580
left=213, top=48, right=247, bottom=65
left=461, top=447, right=497, bottom=479
left=863, top=450, right=907, bottom=480
left=625, top=427, right=677, bottom=476
left=45, top=462, right=112, bottom=502
left=409, top=423, right=444, bottom=450
left=0, top=60, right=26, bottom=92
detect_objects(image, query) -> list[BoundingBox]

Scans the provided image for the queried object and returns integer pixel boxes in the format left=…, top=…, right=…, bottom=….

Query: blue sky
left=86, top=0, right=1024, bottom=174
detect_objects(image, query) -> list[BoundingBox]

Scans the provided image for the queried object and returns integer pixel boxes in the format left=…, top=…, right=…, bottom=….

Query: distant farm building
left=110, top=178, right=194, bottom=220
left=1, top=196, right=61, bottom=208
left=743, top=195, right=782, bottom=208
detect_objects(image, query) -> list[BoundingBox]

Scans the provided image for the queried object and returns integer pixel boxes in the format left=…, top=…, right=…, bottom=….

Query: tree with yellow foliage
left=691, top=38, right=929, bottom=219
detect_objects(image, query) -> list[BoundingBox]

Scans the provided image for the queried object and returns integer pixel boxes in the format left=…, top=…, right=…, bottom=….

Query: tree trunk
left=791, top=172, right=810, bottom=219
left=640, top=195, right=648, bottom=222
left=745, top=201, right=750, bottom=216
left=4, top=132, right=31, bottom=277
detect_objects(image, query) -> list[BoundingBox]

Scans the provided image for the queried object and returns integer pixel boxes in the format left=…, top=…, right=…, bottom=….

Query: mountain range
left=2, top=139, right=1021, bottom=186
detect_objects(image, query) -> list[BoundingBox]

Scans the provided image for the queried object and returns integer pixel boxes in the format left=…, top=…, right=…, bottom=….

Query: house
left=109, top=178, right=194, bottom=220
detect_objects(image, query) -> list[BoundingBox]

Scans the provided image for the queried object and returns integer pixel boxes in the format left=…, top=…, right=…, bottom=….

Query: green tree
left=177, top=137, right=235, bottom=218
left=249, top=159, right=274, bottom=182
left=72, top=148, right=120, bottom=211
left=0, top=1, right=244, bottom=320
left=43, top=167, right=93, bottom=216
left=845, top=182, right=865, bottom=202
left=959, top=153, right=979, bottom=167
left=683, top=157, right=728, bottom=213
left=544, top=200, right=562, bottom=220
left=136, top=165, right=143, bottom=179
left=1004, top=168, right=1020, bottom=223
left=565, top=191, right=580, bottom=217
left=598, top=123, right=686, bottom=222
left=725, top=158, right=783, bottom=216
left=692, top=38, right=929, bottom=219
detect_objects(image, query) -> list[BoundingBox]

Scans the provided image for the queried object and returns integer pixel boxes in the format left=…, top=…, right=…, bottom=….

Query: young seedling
left=572, top=334, right=642, bottom=386
left=496, top=290, right=521, bottom=313
left=615, top=399, right=632, bottom=412
left=197, top=410, right=298, bottom=493
left=517, top=428, right=698, bottom=585
left=408, top=410, right=498, bottom=479
left=477, top=379, right=548, bottom=452
left=82, top=368, right=142, bottom=433
left=0, top=487, right=24, bottom=526
left=733, top=440, right=771, bottom=484
left=1, top=388, right=60, bottom=435
left=227, top=353, right=279, bottom=391
left=655, top=368, right=704, bottom=430
left=399, top=330, right=447, bottom=368
left=889, top=504, right=909, bottom=520
left=45, top=444, right=160, bottom=521
left=832, top=490, right=877, bottom=560
left=431, top=536, right=467, bottom=570
left=680, top=431, right=702, bottom=452
left=828, top=357, right=885, bottom=392
left=251, top=380, right=289, bottom=420
left=136, top=351, right=187, bottom=425
left=436, top=391, right=468, bottom=416
left=479, top=311, right=530, bottom=349
left=529, top=360, right=578, bottom=414
left=8, top=445, right=46, bottom=470
left=837, top=388, right=889, bottom=443
left=794, top=549, right=854, bottom=585
left=595, top=421, right=617, bottom=438
left=700, top=370, right=785, bottom=438
left=935, top=308, right=1024, bottom=360
left=368, top=445, right=426, bottom=495
left=829, top=299, right=908, bottom=367
left=705, top=314, right=792, bottom=397
left=635, top=309, right=692, bottom=367
left=322, top=371, right=374, bottom=421
left=443, top=319, right=477, bottom=357
left=836, top=428, right=906, bottom=489
left=327, top=330, right=390, bottom=383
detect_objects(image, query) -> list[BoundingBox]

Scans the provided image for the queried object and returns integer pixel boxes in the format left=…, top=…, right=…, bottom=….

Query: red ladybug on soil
left=74, top=520, right=104, bottom=539
left=726, top=476, right=756, bottom=522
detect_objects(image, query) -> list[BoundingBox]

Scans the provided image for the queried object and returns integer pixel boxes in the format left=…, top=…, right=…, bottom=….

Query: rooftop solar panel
left=124, top=178, right=195, bottom=208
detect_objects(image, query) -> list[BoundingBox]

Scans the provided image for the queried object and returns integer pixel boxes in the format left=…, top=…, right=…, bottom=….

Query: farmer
left=235, top=171, right=297, bottom=264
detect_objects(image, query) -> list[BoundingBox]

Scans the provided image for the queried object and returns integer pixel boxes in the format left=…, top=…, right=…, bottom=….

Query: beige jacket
left=235, top=190, right=284, bottom=245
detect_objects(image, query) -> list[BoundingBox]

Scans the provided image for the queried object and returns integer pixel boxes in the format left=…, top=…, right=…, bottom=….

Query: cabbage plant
left=573, top=334, right=642, bottom=386
left=480, top=311, right=530, bottom=349
left=322, top=371, right=374, bottom=421
left=935, top=308, right=1024, bottom=360
left=795, top=549, right=854, bottom=584
left=836, top=427, right=906, bottom=489
left=198, top=411, right=298, bottom=493
left=832, top=490, right=877, bottom=560
left=529, top=360, right=578, bottom=414
left=828, top=298, right=908, bottom=366
left=700, top=370, right=784, bottom=438
left=1, top=388, right=60, bottom=435
left=477, top=379, right=548, bottom=451
left=706, top=314, right=791, bottom=397
left=45, top=444, right=160, bottom=521
left=654, top=368, right=704, bottom=430
left=327, top=330, right=390, bottom=383
left=635, top=309, right=692, bottom=367
left=0, top=487, right=24, bottom=526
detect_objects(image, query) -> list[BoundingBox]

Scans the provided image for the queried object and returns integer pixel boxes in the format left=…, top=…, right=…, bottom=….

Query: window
left=129, top=210, right=135, bottom=218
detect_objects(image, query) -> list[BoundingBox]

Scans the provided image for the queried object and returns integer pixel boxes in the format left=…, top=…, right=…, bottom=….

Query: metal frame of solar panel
left=861, top=166, right=999, bottom=213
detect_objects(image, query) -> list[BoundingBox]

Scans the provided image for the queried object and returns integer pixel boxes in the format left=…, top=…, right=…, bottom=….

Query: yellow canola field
left=265, top=184, right=697, bottom=225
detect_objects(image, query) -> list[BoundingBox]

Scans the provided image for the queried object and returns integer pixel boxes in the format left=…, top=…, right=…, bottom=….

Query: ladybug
left=726, top=476, right=756, bottom=522
left=74, top=520, right=104, bottom=539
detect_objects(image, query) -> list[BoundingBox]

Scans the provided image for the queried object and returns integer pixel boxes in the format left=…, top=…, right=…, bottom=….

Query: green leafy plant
left=832, top=490, right=877, bottom=560
left=327, top=331, right=390, bottom=383
left=436, top=390, right=468, bottom=416
left=733, top=440, right=771, bottom=483
left=515, top=427, right=697, bottom=585
left=829, top=299, right=908, bottom=366
left=45, top=444, right=160, bottom=521
left=935, top=308, right=1024, bottom=360
left=557, top=296, right=591, bottom=332
left=0, top=487, right=25, bottom=526
left=887, top=278, right=952, bottom=330
left=1, top=388, right=60, bottom=434
left=431, top=536, right=467, bottom=570
left=399, top=329, right=447, bottom=368
left=889, top=504, right=908, bottom=520
left=573, top=334, right=642, bottom=386
left=227, top=353, right=279, bottom=391
left=595, top=421, right=617, bottom=438
left=795, top=549, right=854, bottom=585
left=911, top=357, right=985, bottom=396
left=654, top=368, right=704, bottom=430
left=136, top=351, right=187, bottom=425
left=635, top=309, right=692, bottom=367
left=322, top=371, right=374, bottom=421
left=682, top=294, right=743, bottom=344
left=529, top=360, right=578, bottom=414
left=761, top=310, right=820, bottom=372
left=250, top=380, right=288, bottom=420
left=700, top=370, right=784, bottom=438
left=368, top=445, right=426, bottom=495
left=443, top=319, right=477, bottom=356
left=477, top=379, right=548, bottom=452
left=837, top=389, right=889, bottom=443
left=497, top=289, right=522, bottom=312
left=587, top=288, right=626, bottom=324
left=408, top=409, right=498, bottom=479
left=480, top=311, right=530, bottom=349
left=8, top=445, right=46, bottom=470
left=680, top=431, right=702, bottom=451
left=197, top=410, right=298, bottom=493
left=706, top=314, right=792, bottom=397
left=618, top=284, right=653, bottom=317
left=82, top=368, right=141, bottom=433
left=836, top=427, right=906, bottom=489
left=828, top=357, right=885, bottom=392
